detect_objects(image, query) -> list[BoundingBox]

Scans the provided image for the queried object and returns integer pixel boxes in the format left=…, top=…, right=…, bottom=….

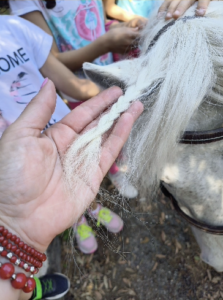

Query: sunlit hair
left=44, top=0, right=56, bottom=9
left=0, top=1, right=56, bottom=10
left=0, top=0, right=9, bottom=10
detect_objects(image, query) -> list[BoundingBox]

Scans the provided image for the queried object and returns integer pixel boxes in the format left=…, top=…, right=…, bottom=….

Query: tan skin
left=104, top=0, right=219, bottom=22
left=158, top=0, right=218, bottom=20
left=22, top=10, right=141, bottom=72
left=40, top=52, right=100, bottom=101
left=103, top=0, right=148, bottom=25
left=0, top=81, right=143, bottom=300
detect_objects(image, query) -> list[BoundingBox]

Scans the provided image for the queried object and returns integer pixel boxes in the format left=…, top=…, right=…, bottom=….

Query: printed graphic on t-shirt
left=10, top=72, right=37, bottom=104
left=0, top=48, right=29, bottom=75
left=0, top=15, right=70, bottom=136
left=39, top=0, right=112, bottom=67
left=74, top=0, right=102, bottom=41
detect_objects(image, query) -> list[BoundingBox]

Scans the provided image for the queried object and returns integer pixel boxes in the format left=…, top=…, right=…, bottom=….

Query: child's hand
left=158, top=0, right=211, bottom=20
left=106, top=26, right=140, bottom=54
left=125, top=17, right=148, bottom=31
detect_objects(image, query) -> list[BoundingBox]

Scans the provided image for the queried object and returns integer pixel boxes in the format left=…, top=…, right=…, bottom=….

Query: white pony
left=63, top=2, right=223, bottom=271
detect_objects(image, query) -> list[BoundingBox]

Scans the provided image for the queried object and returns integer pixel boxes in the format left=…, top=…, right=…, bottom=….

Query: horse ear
left=83, top=60, right=138, bottom=91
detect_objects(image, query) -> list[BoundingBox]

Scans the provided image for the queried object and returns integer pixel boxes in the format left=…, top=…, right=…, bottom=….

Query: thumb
left=12, top=79, right=57, bottom=133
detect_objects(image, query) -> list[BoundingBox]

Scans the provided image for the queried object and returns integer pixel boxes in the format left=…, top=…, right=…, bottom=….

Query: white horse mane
left=63, top=2, right=223, bottom=207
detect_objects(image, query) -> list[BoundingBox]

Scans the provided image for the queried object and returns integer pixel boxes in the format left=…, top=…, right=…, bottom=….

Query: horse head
left=83, top=2, right=223, bottom=271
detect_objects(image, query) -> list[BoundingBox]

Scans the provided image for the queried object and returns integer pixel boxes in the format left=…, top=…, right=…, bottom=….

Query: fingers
left=99, top=101, right=144, bottom=177
left=196, top=0, right=210, bottom=16
left=172, top=0, right=196, bottom=18
left=9, top=79, right=57, bottom=135
left=158, top=0, right=200, bottom=20
left=159, top=0, right=182, bottom=19
left=59, top=86, right=123, bottom=134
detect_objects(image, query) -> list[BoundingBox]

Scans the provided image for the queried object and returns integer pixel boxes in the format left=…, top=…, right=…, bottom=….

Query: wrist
left=0, top=217, right=47, bottom=253
left=0, top=225, right=47, bottom=295
left=102, top=32, right=112, bottom=53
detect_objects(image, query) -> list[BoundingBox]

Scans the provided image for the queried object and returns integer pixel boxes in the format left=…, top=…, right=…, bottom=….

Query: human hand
left=0, top=80, right=143, bottom=253
left=158, top=0, right=212, bottom=20
left=125, top=17, right=148, bottom=31
left=106, top=26, right=140, bottom=54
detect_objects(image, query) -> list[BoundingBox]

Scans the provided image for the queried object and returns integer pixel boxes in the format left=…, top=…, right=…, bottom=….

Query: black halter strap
left=160, top=183, right=223, bottom=235
left=180, top=127, right=223, bottom=144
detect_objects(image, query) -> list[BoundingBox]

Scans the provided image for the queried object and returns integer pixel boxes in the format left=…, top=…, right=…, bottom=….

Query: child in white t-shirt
left=0, top=14, right=125, bottom=255
left=0, top=15, right=101, bottom=130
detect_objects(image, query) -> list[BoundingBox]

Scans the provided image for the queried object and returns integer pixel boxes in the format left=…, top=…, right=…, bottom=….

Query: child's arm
left=40, top=53, right=101, bottom=102
left=158, top=0, right=211, bottom=20
left=103, top=0, right=138, bottom=22
left=22, top=11, right=140, bottom=72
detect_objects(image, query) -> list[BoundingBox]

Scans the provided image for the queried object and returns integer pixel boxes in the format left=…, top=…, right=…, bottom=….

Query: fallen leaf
left=207, top=270, right=212, bottom=281
left=76, top=256, right=84, bottom=266
left=107, top=184, right=114, bottom=191
left=212, top=277, right=220, bottom=284
left=123, top=278, right=131, bottom=287
left=105, top=256, right=110, bottom=265
left=161, top=231, right=166, bottom=242
left=152, top=262, right=158, bottom=272
left=94, top=292, right=102, bottom=300
left=103, top=276, right=108, bottom=289
left=140, top=237, right=149, bottom=244
left=126, top=238, right=129, bottom=244
left=118, top=260, right=127, bottom=265
left=112, top=286, right=117, bottom=292
left=86, top=282, right=93, bottom=293
left=81, top=292, right=90, bottom=297
left=175, top=239, right=182, bottom=254
left=113, top=268, right=117, bottom=279
left=128, top=289, right=136, bottom=296
left=125, top=268, right=134, bottom=273
left=82, top=281, right=88, bottom=291
left=156, top=254, right=166, bottom=259
left=87, top=254, right=94, bottom=264
left=213, top=291, right=219, bottom=299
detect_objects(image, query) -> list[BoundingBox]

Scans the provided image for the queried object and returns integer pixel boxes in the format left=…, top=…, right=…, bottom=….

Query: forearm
left=40, top=54, right=101, bottom=101
left=105, top=3, right=136, bottom=22
left=53, top=34, right=110, bottom=72
left=22, top=11, right=109, bottom=72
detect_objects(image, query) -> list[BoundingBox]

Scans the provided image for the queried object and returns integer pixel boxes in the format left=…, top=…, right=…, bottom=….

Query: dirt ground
left=61, top=178, right=223, bottom=300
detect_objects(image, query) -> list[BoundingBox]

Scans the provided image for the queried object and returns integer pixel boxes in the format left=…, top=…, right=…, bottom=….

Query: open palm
left=0, top=81, right=143, bottom=253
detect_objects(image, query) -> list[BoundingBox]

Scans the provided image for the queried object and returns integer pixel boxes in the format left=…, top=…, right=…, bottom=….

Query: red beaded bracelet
left=0, top=262, right=36, bottom=293
left=0, top=226, right=47, bottom=293
left=0, top=226, right=47, bottom=263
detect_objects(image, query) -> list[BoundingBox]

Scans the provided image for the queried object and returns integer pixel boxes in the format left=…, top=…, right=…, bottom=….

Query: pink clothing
left=109, top=162, right=120, bottom=174
left=69, top=101, right=83, bottom=110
